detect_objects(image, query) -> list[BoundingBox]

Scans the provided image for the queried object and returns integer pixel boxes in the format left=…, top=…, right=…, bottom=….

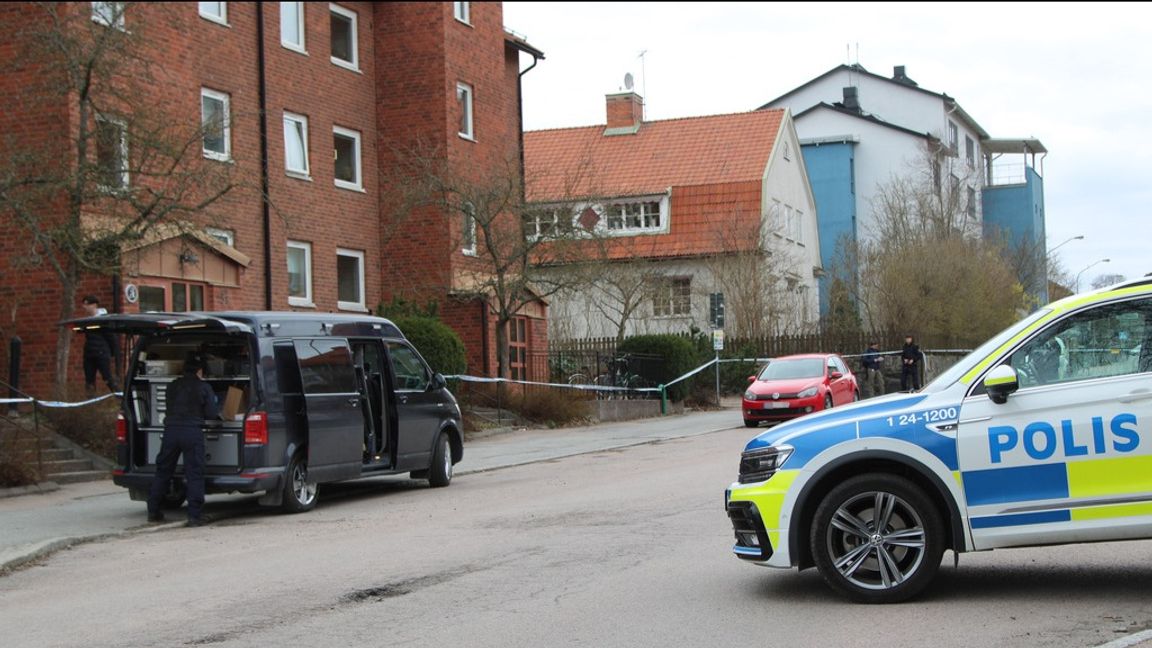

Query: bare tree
left=1091, top=273, right=1127, bottom=290
left=382, top=141, right=600, bottom=378
left=838, top=140, right=1026, bottom=344
left=0, top=3, right=246, bottom=396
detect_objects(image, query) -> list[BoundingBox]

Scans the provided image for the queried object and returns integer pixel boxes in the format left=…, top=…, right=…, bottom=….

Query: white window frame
left=95, top=114, right=129, bottom=190
left=332, top=125, right=362, bottom=191
left=601, top=196, right=669, bottom=235
left=453, top=1, right=471, bottom=24
left=283, top=112, right=310, bottom=178
left=947, top=120, right=959, bottom=153
left=456, top=82, right=474, bottom=141
left=91, top=2, right=125, bottom=29
left=328, top=3, right=359, bottom=71
left=280, top=1, right=306, bottom=53
left=286, top=240, right=314, bottom=307
left=198, top=2, right=228, bottom=25
left=462, top=202, right=477, bottom=256
left=652, top=276, right=691, bottom=318
left=206, top=227, right=234, bottom=247
left=200, top=88, right=231, bottom=161
left=336, top=248, right=367, bottom=311
left=965, top=135, right=976, bottom=168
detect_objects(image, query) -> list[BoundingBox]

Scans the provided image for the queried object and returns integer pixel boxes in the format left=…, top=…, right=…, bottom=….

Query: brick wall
left=0, top=2, right=545, bottom=396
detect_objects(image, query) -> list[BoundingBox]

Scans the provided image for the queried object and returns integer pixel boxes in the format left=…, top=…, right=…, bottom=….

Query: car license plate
left=763, top=401, right=789, bottom=409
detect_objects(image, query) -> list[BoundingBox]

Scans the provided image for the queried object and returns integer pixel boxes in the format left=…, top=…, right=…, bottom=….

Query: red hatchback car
left=742, top=353, right=859, bottom=427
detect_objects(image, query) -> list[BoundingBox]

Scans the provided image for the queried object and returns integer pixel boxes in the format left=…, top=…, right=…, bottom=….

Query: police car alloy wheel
left=811, top=473, right=944, bottom=604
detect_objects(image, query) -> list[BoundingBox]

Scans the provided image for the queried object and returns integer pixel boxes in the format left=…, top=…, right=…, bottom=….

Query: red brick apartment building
left=0, top=1, right=546, bottom=397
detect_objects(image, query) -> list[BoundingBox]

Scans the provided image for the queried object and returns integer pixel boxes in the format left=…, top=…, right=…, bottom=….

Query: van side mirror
left=984, top=365, right=1019, bottom=404
left=430, top=372, right=447, bottom=390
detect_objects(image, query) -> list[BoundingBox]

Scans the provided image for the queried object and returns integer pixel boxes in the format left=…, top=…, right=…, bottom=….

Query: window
left=201, top=88, right=231, bottom=161
left=523, top=208, right=562, bottom=239
left=294, top=339, right=357, bottom=394
left=283, top=112, right=310, bottom=177
left=966, top=186, right=977, bottom=221
left=95, top=115, right=128, bottom=190
left=336, top=248, right=365, bottom=311
left=456, top=82, right=474, bottom=140
left=652, top=277, right=691, bottom=317
left=453, top=1, right=471, bottom=24
left=965, top=135, right=975, bottom=168
left=462, top=202, right=477, bottom=255
left=792, top=209, right=804, bottom=243
left=91, top=2, right=125, bottom=29
left=387, top=343, right=430, bottom=391
left=509, top=317, right=528, bottom=381
left=198, top=2, right=227, bottom=24
left=172, top=282, right=206, bottom=312
left=206, top=227, right=234, bottom=247
left=286, top=240, right=313, bottom=306
left=782, top=140, right=792, bottom=161
left=606, top=200, right=662, bottom=233
left=332, top=126, right=361, bottom=190
left=1007, top=298, right=1152, bottom=388
left=947, top=120, right=959, bottom=154
left=280, top=1, right=305, bottom=52
left=329, top=4, right=358, bottom=70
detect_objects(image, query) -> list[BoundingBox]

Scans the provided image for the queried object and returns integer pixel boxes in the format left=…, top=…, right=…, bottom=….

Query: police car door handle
left=1119, top=389, right=1152, bottom=404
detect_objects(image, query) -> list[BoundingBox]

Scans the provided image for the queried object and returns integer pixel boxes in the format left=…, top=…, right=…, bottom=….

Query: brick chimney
left=604, top=91, right=643, bottom=136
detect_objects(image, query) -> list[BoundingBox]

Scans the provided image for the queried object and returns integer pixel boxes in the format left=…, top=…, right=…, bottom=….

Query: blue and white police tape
left=0, top=392, right=122, bottom=408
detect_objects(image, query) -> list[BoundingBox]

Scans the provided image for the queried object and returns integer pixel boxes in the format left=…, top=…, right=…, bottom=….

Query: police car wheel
left=428, top=432, right=453, bottom=488
left=811, top=473, right=944, bottom=604
left=281, top=453, right=318, bottom=513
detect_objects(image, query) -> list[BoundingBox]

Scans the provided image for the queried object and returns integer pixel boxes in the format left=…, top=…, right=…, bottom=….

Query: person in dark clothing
left=80, top=295, right=120, bottom=394
left=900, top=335, right=923, bottom=392
left=147, top=352, right=219, bottom=527
left=861, top=341, right=884, bottom=397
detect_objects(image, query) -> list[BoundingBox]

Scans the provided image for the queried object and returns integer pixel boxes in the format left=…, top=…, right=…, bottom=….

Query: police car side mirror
left=984, top=364, right=1019, bottom=405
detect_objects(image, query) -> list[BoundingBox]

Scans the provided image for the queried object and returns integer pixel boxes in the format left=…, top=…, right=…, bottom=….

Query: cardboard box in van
left=221, top=385, right=247, bottom=420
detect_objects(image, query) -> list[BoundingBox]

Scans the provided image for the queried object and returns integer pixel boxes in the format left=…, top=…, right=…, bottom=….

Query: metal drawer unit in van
left=145, top=426, right=241, bottom=467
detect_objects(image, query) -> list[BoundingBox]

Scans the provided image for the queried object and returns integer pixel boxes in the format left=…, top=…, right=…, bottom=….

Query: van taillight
left=115, top=413, right=127, bottom=443
left=244, top=411, right=268, bottom=445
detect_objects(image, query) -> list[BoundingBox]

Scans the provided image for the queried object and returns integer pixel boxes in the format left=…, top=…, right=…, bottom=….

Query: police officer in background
left=900, top=335, right=923, bottom=392
left=80, top=295, right=120, bottom=394
left=861, top=341, right=884, bottom=397
left=147, top=352, right=219, bottom=527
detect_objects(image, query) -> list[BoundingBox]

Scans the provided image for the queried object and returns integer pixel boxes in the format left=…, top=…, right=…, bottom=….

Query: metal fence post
left=7, top=336, right=21, bottom=415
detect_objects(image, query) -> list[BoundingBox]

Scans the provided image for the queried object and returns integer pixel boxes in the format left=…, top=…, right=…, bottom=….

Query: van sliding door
left=294, top=338, right=363, bottom=482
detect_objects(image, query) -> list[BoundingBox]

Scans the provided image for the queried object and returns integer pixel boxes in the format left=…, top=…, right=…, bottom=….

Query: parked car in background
left=741, top=353, right=859, bottom=427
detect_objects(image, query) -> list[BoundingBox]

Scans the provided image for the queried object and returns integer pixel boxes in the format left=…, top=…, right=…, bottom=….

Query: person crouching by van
left=147, top=352, right=219, bottom=527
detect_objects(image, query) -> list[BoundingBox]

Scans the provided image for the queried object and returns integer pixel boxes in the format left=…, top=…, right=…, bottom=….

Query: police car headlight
left=738, top=445, right=793, bottom=484
left=797, top=386, right=818, bottom=398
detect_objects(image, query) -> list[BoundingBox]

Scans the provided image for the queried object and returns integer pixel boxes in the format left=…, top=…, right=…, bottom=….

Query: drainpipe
left=256, top=2, right=273, bottom=310
left=516, top=51, right=541, bottom=204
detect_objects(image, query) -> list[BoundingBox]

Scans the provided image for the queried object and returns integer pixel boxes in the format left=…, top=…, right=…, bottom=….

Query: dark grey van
left=67, top=312, right=463, bottom=513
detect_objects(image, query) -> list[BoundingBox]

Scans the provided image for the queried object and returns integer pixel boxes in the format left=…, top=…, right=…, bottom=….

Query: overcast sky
left=503, top=1, right=1150, bottom=291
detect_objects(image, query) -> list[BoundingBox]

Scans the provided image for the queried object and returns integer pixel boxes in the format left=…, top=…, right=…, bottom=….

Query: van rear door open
left=293, top=339, right=363, bottom=483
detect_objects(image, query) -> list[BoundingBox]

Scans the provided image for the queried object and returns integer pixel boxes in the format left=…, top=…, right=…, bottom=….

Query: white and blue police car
left=725, top=277, right=1152, bottom=603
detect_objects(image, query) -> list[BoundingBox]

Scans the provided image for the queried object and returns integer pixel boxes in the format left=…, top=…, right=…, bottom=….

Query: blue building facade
left=982, top=165, right=1047, bottom=303
left=799, top=140, right=857, bottom=315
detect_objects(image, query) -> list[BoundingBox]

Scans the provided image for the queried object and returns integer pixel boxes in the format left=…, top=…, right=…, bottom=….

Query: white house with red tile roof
left=524, top=92, right=821, bottom=340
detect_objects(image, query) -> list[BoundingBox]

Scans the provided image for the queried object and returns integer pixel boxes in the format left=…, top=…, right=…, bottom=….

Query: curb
left=1094, top=630, right=1152, bottom=648
left=0, top=481, right=60, bottom=500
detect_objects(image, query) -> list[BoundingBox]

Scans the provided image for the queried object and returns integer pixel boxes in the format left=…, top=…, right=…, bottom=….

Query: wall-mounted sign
left=124, top=283, right=139, bottom=304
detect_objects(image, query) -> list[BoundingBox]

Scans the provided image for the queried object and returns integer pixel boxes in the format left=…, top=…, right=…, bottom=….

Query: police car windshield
left=758, top=358, right=825, bottom=381
left=924, top=308, right=1053, bottom=390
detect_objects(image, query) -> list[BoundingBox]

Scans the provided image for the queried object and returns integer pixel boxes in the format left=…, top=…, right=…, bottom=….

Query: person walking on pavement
left=147, top=352, right=219, bottom=527
left=80, top=295, right=120, bottom=394
left=861, top=341, right=884, bottom=397
left=900, top=335, right=923, bottom=392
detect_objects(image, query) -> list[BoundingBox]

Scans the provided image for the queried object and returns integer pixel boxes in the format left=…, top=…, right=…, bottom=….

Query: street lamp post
left=1048, top=234, right=1084, bottom=256
left=1075, top=258, right=1110, bottom=293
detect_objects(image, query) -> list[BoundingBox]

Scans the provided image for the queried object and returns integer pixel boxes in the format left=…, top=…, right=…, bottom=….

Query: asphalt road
left=3, top=421, right=1152, bottom=647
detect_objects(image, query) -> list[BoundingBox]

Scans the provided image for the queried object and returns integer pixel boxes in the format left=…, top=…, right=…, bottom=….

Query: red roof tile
left=525, top=109, right=785, bottom=200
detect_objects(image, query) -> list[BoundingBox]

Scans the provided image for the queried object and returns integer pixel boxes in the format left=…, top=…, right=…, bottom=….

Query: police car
left=725, top=277, right=1152, bottom=603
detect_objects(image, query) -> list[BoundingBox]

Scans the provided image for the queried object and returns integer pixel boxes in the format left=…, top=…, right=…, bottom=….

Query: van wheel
left=428, top=432, right=453, bottom=488
left=160, top=480, right=187, bottom=510
left=810, top=473, right=944, bottom=604
left=281, top=454, right=318, bottom=513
